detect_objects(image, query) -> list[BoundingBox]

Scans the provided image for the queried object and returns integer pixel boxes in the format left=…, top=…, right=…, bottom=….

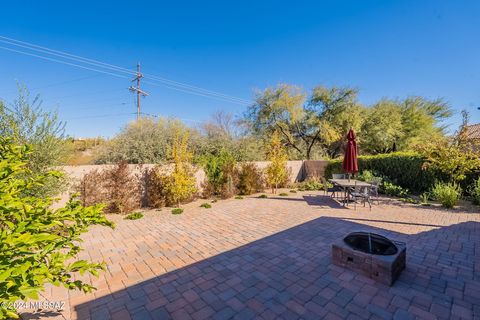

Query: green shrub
left=200, top=202, right=212, bottom=208
left=431, top=182, right=462, bottom=208
left=0, top=87, right=69, bottom=198
left=468, top=177, right=480, bottom=205
left=124, top=212, right=143, bottom=220
left=200, top=149, right=238, bottom=198
left=382, top=181, right=409, bottom=198
left=235, top=196, right=244, bottom=199
left=171, top=208, right=184, bottom=214
left=237, top=162, right=264, bottom=195
left=298, top=177, right=324, bottom=191
left=258, top=194, right=268, bottom=198
left=420, top=192, right=431, bottom=206
left=279, top=192, right=288, bottom=196
left=325, top=152, right=437, bottom=194
left=289, top=189, right=297, bottom=193
left=0, top=138, right=114, bottom=319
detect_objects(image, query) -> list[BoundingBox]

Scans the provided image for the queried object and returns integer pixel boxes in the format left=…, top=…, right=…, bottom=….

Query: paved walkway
left=30, top=191, right=480, bottom=319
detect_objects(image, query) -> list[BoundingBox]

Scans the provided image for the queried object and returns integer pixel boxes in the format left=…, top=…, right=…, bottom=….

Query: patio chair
left=321, top=177, right=342, bottom=198
left=369, top=178, right=382, bottom=204
left=348, top=182, right=372, bottom=210
left=332, top=173, right=346, bottom=179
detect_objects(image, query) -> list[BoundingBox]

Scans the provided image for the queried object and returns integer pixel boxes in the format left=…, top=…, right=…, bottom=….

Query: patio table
left=329, top=179, right=372, bottom=206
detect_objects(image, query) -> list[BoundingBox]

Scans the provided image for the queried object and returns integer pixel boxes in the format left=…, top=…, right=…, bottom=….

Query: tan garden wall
left=55, top=160, right=329, bottom=208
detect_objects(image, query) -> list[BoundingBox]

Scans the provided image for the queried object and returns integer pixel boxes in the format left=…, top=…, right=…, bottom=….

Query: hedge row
left=324, top=152, right=440, bottom=194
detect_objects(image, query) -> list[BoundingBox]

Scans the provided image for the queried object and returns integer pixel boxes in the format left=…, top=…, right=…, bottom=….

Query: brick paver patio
left=28, top=191, right=480, bottom=319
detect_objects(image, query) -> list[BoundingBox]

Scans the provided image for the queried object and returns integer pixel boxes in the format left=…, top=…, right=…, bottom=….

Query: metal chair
left=348, top=182, right=372, bottom=210
left=321, top=177, right=342, bottom=198
left=369, top=178, right=382, bottom=204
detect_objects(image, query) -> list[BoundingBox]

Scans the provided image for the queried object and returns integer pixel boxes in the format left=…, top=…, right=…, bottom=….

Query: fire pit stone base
left=332, top=236, right=406, bottom=286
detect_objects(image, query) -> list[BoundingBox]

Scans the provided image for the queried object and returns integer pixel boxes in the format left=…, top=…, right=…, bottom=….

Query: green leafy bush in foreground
left=0, top=138, right=114, bottom=319
left=382, top=181, right=409, bottom=198
left=431, top=182, right=462, bottom=208
left=124, top=212, right=144, bottom=220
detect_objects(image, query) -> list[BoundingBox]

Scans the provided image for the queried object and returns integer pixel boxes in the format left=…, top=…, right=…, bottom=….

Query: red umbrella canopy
left=342, top=129, right=358, bottom=173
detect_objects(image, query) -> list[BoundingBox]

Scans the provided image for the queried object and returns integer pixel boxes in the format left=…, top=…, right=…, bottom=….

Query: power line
left=65, top=112, right=135, bottom=120
left=0, top=45, right=131, bottom=80
left=0, top=35, right=251, bottom=105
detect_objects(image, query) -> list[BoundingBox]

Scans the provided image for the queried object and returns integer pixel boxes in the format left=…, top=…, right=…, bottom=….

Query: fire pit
left=332, top=232, right=406, bottom=286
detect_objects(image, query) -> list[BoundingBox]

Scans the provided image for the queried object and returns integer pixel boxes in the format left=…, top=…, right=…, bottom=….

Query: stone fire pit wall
left=332, top=237, right=406, bottom=286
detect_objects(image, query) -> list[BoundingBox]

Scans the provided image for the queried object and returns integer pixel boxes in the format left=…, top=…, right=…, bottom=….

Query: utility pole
left=129, top=62, right=149, bottom=120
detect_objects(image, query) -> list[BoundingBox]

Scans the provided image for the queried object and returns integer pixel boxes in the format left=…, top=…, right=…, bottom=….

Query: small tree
left=0, top=138, right=114, bottom=319
left=164, top=130, right=197, bottom=207
left=265, top=132, right=289, bottom=193
left=0, top=85, right=68, bottom=197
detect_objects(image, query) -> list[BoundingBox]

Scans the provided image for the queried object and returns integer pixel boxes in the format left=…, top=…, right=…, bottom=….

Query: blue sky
left=0, top=0, right=479, bottom=137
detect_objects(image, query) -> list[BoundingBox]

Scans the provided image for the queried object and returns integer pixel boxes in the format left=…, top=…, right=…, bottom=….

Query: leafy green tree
left=265, top=132, right=289, bottom=193
left=0, top=138, right=113, bottom=319
left=361, top=100, right=404, bottom=154
left=164, top=130, right=197, bottom=207
left=308, top=86, right=364, bottom=157
left=0, top=85, right=68, bottom=197
left=245, top=84, right=363, bottom=159
left=398, top=96, right=452, bottom=149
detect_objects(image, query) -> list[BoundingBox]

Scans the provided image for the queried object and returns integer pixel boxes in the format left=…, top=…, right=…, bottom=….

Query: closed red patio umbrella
left=342, top=129, right=358, bottom=179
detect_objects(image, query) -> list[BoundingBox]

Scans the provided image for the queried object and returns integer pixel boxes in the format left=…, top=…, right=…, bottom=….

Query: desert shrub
left=258, top=194, right=268, bottom=198
left=279, top=192, right=288, bottom=196
left=124, top=212, right=143, bottom=220
left=163, top=130, right=197, bottom=206
left=431, top=182, right=462, bottom=208
left=298, top=177, right=324, bottom=191
left=0, top=138, right=113, bottom=319
left=98, top=161, right=142, bottom=214
left=95, top=117, right=193, bottom=164
left=325, top=152, right=437, bottom=194
left=290, top=189, right=297, bottom=193
left=171, top=208, right=183, bottom=214
left=382, top=181, right=409, bottom=198
left=200, top=202, right=212, bottom=208
left=265, top=132, right=289, bottom=193
left=237, top=162, right=264, bottom=195
left=145, top=166, right=168, bottom=208
left=420, top=192, right=431, bottom=206
left=0, top=86, right=69, bottom=197
left=200, top=149, right=238, bottom=198
left=77, top=168, right=106, bottom=207
left=77, top=161, right=142, bottom=214
left=235, top=196, right=244, bottom=199
left=357, top=170, right=383, bottom=183
left=468, top=177, right=480, bottom=205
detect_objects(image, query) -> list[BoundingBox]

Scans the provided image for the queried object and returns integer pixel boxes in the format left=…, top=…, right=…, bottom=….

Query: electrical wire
left=65, top=112, right=135, bottom=120
left=0, top=36, right=251, bottom=105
